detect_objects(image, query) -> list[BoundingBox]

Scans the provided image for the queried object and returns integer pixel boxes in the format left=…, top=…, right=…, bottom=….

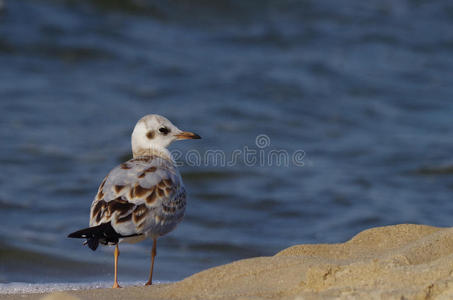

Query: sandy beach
left=4, top=224, right=453, bottom=300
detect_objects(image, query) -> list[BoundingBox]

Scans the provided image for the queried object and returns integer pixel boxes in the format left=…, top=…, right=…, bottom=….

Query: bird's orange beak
left=175, top=131, right=201, bottom=140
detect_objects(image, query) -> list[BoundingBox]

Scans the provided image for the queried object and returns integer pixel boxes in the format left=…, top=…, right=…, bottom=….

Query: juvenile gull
left=68, top=114, right=201, bottom=288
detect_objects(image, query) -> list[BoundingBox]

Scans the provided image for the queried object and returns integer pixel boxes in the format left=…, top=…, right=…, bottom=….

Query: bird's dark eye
left=159, top=127, right=170, bottom=135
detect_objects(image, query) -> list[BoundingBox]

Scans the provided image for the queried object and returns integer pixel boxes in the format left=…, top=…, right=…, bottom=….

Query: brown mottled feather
left=89, top=154, right=186, bottom=238
left=120, top=163, right=131, bottom=170
left=133, top=204, right=148, bottom=223
left=114, top=185, right=125, bottom=193
left=96, top=189, right=104, bottom=201
left=146, top=189, right=157, bottom=204
left=107, top=198, right=134, bottom=216
left=133, top=185, right=149, bottom=198
left=117, top=213, right=132, bottom=223
left=146, top=166, right=157, bottom=173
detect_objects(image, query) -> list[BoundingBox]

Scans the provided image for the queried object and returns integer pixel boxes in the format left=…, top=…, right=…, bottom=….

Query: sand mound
left=7, top=224, right=453, bottom=300
left=147, top=224, right=453, bottom=300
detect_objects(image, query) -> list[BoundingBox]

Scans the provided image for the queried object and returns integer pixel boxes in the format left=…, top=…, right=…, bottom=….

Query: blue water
left=1, top=0, right=453, bottom=286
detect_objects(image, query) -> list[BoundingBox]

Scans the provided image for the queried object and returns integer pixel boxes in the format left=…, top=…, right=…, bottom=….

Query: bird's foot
left=145, top=281, right=152, bottom=286
left=112, top=282, right=121, bottom=288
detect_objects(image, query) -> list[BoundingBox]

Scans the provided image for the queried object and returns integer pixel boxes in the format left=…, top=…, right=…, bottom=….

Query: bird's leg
left=112, top=244, right=121, bottom=288
left=145, top=238, right=157, bottom=285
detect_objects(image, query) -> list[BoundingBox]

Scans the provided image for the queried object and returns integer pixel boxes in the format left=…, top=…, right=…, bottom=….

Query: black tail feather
left=68, top=224, right=106, bottom=239
left=86, top=237, right=99, bottom=251
left=68, top=222, right=140, bottom=251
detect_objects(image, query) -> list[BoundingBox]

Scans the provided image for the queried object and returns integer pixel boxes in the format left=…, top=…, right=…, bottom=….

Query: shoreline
left=4, top=224, right=453, bottom=299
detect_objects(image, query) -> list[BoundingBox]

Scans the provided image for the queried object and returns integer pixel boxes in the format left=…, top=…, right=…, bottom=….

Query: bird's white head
left=131, top=114, right=201, bottom=158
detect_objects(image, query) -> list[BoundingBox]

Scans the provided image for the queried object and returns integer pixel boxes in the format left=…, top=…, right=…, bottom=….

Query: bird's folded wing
left=89, top=156, right=183, bottom=236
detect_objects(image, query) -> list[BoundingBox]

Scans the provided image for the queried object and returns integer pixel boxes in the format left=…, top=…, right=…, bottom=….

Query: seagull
left=68, top=114, right=201, bottom=288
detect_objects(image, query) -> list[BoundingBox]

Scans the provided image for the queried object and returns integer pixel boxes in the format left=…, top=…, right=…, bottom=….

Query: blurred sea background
left=1, top=0, right=453, bottom=286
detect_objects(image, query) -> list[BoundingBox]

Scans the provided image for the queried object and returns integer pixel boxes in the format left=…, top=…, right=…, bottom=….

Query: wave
left=409, top=165, right=453, bottom=176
